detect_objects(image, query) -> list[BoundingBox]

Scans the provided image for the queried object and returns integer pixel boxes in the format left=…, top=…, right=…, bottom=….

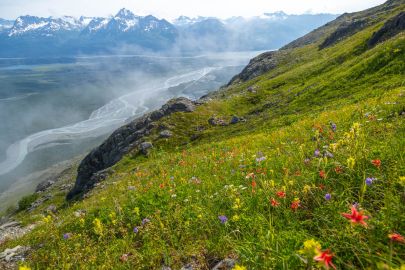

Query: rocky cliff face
left=67, top=97, right=196, bottom=199
left=368, top=12, right=405, bottom=47
left=227, top=51, right=284, bottom=85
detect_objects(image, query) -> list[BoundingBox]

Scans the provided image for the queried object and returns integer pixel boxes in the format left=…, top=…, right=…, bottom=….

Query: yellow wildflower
left=133, top=207, right=140, bottom=216
left=399, top=176, right=405, bottom=186
left=19, top=266, right=31, bottom=270
left=232, top=215, right=240, bottom=222
left=299, top=239, right=321, bottom=257
left=347, top=157, right=356, bottom=169
left=329, top=143, right=338, bottom=152
left=93, top=218, right=103, bottom=236
left=43, top=215, right=52, bottom=223
left=232, top=198, right=242, bottom=209
left=303, top=185, right=311, bottom=194
left=233, top=265, right=246, bottom=270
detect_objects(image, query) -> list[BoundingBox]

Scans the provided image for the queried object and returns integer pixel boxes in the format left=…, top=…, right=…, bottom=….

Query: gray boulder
left=159, top=130, right=173, bottom=138
left=140, top=142, right=153, bottom=155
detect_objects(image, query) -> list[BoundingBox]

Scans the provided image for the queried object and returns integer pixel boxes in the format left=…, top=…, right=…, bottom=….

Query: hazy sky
left=0, top=0, right=387, bottom=20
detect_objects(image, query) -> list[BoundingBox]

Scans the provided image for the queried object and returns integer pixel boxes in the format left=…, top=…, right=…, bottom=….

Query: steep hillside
left=0, top=1, right=404, bottom=269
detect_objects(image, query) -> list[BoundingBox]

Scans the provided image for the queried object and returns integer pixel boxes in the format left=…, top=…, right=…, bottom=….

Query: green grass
left=1, top=5, right=405, bottom=269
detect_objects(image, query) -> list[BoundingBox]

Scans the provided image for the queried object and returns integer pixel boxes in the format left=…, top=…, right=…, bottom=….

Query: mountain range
left=0, top=9, right=337, bottom=57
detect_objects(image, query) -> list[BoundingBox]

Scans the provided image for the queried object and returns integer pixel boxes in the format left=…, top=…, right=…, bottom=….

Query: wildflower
left=319, top=184, right=326, bottom=190
left=399, top=176, right=405, bottom=186
left=324, top=151, right=334, bottom=158
left=270, top=198, right=280, bottom=207
left=314, top=149, right=321, bottom=157
left=388, top=233, right=404, bottom=243
left=314, top=249, right=336, bottom=269
left=142, top=218, right=150, bottom=225
left=347, top=157, right=356, bottom=169
left=371, top=159, right=381, bottom=168
left=299, top=239, right=321, bottom=257
left=232, top=215, right=240, bottom=222
left=330, top=122, right=337, bottom=132
left=291, top=199, right=300, bottom=211
left=251, top=180, right=257, bottom=188
left=63, top=233, right=72, bottom=240
left=245, top=172, right=255, bottom=179
left=232, top=198, right=242, bottom=209
left=19, top=266, right=31, bottom=270
left=341, top=206, right=369, bottom=227
left=303, top=185, right=312, bottom=193
left=133, top=207, right=140, bottom=216
left=276, top=191, right=286, bottom=198
left=334, top=166, right=343, bottom=174
left=304, top=158, right=311, bottom=165
left=159, top=183, right=164, bottom=189
left=43, top=215, right=52, bottom=223
left=93, top=218, right=104, bottom=236
left=319, top=170, right=326, bottom=179
left=133, top=227, right=139, bottom=233
left=329, top=143, right=338, bottom=152
left=120, top=253, right=132, bottom=262
left=325, top=193, right=331, bottom=201
left=197, top=214, right=202, bottom=219
left=218, top=215, right=228, bottom=224
left=233, top=265, right=246, bottom=270
left=256, top=156, right=266, bottom=162
left=365, top=177, right=376, bottom=186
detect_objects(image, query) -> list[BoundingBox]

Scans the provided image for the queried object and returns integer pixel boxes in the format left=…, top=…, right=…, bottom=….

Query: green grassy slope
left=2, top=1, right=405, bottom=269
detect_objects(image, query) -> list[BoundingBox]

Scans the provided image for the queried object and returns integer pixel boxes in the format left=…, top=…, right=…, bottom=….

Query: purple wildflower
left=142, top=218, right=150, bottom=225
left=324, top=151, right=334, bottom=158
left=256, top=156, right=266, bottom=162
left=63, top=233, right=72, bottom=240
left=365, top=177, right=376, bottom=186
left=325, top=193, right=331, bottom=201
left=314, top=149, right=321, bottom=157
left=218, top=215, right=228, bottom=224
left=133, top=227, right=139, bottom=233
left=331, top=122, right=337, bottom=132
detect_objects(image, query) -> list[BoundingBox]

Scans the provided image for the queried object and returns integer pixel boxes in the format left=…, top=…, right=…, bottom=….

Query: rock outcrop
left=368, top=12, right=405, bottom=47
left=319, top=19, right=369, bottom=49
left=228, top=51, right=282, bottom=84
left=67, top=97, right=195, bottom=200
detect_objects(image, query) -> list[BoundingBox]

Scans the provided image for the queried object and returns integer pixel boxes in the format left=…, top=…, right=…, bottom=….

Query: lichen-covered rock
left=67, top=97, right=196, bottom=200
left=35, top=179, right=55, bottom=193
left=159, top=130, right=173, bottom=138
left=140, top=142, right=153, bottom=155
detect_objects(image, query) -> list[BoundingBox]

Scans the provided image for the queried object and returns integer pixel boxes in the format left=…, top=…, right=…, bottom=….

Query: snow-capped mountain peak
left=7, top=15, right=93, bottom=37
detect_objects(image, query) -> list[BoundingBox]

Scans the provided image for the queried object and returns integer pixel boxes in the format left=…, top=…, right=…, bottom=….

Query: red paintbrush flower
left=319, top=170, right=326, bottom=179
left=251, top=180, right=257, bottom=193
left=334, top=166, right=343, bottom=174
left=314, top=249, right=336, bottom=269
left=276, top=191, right=286, bottom=198
left=341, top=206, right=369, bottom=227
left=388, top=233, right=404, bottom=243
left=291, top=199, right=300, bottom=211
left=371, top=159, right=381, bottom=168
left=270, top=198, right=279, bottom=207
